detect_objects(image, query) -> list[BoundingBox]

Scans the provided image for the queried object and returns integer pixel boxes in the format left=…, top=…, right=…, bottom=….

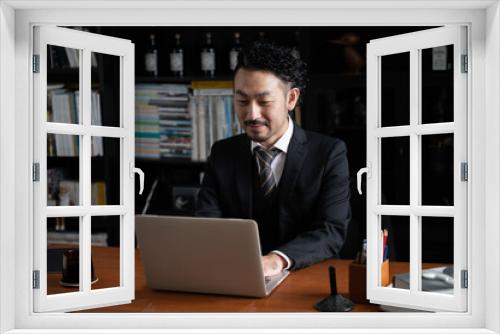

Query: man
left=195, top=41, right=351, bottom=277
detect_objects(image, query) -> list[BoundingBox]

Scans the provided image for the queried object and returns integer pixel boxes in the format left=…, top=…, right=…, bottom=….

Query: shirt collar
left=251, top=115, right=294, bottom=154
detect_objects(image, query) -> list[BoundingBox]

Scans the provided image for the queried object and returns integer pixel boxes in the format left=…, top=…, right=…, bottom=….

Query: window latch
left=130, top=162, right=145, bottom=195
left=356, top=162, right=372, bottom=195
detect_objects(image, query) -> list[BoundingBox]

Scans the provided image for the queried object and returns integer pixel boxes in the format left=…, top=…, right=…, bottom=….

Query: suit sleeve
left=195, top=142, right=224, bottom=218
left=277, top=140, right=351, bottom=270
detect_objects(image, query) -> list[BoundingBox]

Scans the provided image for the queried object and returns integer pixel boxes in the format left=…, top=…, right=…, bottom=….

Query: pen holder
left=381, top=259, right=390, bottom=287
left=348, top=262, right=367, bottom=303
left=349, top=259, right=390, bottom=303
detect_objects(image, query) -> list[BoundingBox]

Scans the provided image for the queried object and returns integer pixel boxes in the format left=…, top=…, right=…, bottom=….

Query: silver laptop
left=135, top=215, right=289, bottom=297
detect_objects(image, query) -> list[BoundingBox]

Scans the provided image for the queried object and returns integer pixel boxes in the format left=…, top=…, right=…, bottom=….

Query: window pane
left=47, top=45, right=80, bottom=124
left=91, top=52, right=120, bottom=127
left=47, top=134, right=80, bottom=206
left=381, top=136, right=410, bottom=205
left=421, top=45, right=454, bottom=124
left=91, top=137, right=121, bottom=205
left=380, top=215, right=410, bottom=290
left=421, top=217, right=454, bottom=295
left=91, top=216, right=121, bottom=290
left=381, top=52, right=410, bottom=127
left=47, top=217, right=80, bottom=295
left=421, top=134, right=454, bottom=206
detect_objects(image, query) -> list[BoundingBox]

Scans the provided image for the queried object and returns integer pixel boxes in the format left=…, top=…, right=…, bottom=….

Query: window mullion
left=409, top=49, right=420, bottom=293
left=80, top=48, right=92, bottom=294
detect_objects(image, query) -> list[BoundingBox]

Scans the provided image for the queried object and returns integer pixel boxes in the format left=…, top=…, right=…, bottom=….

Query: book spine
left=197, top=96, right=207, bottom=161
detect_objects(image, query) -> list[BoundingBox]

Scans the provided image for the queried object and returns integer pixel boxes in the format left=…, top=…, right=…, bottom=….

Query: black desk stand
left=314, top=266, right=354, bottom=312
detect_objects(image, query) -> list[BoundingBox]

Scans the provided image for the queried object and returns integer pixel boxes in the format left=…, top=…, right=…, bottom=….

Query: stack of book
left=135, top=103, right=160, bottom=159
left=48, top=45, right=79, bottom=69
left=48, top=84, right=78, bottom=124
left=135, top=83, right=190, bottom=159
left=135, top=81, right=241, bottom=161
left=48, top=41, right=97, bottom=70
left=88, top=90, right=104, bottom=156
left=190, top=81, right=240, bottom=162
left=47, top=84, right=103, bottom=157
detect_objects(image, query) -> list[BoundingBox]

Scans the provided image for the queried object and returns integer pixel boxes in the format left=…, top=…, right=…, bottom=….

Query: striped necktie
left=254, top=146, right=281, bottom=197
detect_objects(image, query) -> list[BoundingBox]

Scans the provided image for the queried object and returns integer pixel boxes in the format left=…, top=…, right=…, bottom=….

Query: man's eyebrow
left=235, top=89, right=272, bottom=98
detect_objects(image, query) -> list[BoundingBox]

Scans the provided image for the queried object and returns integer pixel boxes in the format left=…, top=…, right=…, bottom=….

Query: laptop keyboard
left=264, top=271, right=289, bottom=293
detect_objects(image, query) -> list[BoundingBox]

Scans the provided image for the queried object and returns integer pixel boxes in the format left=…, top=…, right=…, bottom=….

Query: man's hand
left=262, top=253, right=287, bottom=277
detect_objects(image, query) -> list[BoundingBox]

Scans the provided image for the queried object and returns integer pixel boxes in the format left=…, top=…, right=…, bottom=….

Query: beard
left=243, top=118, right=269, bottom=127
left=247, top=131, right=270, bottom=142
left=243, top=118, right=271, bottom=142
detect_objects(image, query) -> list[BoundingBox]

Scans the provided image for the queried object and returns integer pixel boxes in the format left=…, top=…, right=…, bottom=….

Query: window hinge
left=461, top=162, right=468, bottom=181
left=461, top=54, right=468, bottom=73
left=33, top=270, right=40, bottom=289
left=33, top=55, right=40, bottom=73
left=33, top=163, right=40, bottom=182
left=461, top=269, right=468, bottom=289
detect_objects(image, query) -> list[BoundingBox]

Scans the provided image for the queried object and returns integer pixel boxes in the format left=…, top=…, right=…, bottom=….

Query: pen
left=383, top=229, right=388, bottom=261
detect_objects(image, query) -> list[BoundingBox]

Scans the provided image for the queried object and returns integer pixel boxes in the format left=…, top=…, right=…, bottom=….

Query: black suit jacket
left=195, top=123, right=351, bottom=270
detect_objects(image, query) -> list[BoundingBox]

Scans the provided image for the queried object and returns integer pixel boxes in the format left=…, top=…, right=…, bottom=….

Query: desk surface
left=47, top=246, right=422, bottom=313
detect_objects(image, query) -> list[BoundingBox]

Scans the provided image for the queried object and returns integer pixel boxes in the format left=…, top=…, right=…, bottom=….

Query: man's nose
left=246, top=102, right=262, bottom=120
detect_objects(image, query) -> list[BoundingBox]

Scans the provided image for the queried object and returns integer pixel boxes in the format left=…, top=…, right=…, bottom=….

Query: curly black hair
left=234, top=40, right=309, bottom=99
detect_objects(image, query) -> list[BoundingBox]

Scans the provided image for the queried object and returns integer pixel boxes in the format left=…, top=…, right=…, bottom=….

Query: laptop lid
left=135, top=215, right=270, bottom=297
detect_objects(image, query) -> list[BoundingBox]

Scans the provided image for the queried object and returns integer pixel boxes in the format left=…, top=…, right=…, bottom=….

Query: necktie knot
left=254, top=146, right=281, bottom=197
left=254, top=146, right=280, bottom=165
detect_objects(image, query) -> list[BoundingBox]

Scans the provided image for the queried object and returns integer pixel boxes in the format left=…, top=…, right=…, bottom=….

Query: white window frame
left=365, top=26, right=468, bottom=312
left=32, top=26, right=136, bottom=312
left=0, top=1, right=499, bottom=333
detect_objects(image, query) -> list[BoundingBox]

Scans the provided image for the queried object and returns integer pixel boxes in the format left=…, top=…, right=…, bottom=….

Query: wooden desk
left=48, top=246, right=415, bottom=312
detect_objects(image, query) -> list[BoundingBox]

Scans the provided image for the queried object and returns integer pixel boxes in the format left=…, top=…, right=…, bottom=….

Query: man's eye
left=260, top=101, right=272, bottom=105
left=237, top=100, right=248, bottom=104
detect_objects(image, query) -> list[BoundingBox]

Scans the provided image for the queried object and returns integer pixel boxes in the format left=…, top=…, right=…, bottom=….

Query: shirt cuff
left=270, top=250, right=293, bottom=270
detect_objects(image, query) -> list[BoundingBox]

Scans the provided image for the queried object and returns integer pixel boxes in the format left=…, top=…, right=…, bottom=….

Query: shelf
left=310, top=71, right=452, bottom=88
left=48, top=157, right=205, bottom=168
left=47, top=156, right=106, bottom=169
left=47, top=230, right=108, bottom=247
left=47, top=156, right=105, bottom=160
left=136, top=75, right=234, bottom=83
left=135, top=157, right=206, bottom=167
left=48, top=68, right=100, bottom=84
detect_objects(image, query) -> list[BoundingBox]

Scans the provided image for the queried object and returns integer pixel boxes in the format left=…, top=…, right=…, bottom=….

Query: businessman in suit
left=196, top=41, right=351, bottom=277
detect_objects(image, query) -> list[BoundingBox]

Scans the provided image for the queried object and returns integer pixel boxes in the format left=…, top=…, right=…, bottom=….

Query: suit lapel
left=235, top=135, right=253, bottom=218
left=278, top=124, right=308, bottom=209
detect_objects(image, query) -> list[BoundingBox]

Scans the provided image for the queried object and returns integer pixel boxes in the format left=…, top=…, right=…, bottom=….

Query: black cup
left=60, top=248, right=98, bottom=287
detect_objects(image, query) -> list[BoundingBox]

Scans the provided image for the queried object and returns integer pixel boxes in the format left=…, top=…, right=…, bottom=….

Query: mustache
left=244, top=119, right=269, bottom=127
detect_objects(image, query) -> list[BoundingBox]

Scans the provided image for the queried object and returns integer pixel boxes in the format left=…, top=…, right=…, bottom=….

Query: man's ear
left=287, top=87, right=301, bottom=111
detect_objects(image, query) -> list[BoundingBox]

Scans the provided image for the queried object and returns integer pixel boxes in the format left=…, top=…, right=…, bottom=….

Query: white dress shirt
left=250, top=116, right=294, bottom=270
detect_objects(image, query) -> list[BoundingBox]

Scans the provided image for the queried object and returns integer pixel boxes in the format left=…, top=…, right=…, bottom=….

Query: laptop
left=135, top=214, right=290, bottom=297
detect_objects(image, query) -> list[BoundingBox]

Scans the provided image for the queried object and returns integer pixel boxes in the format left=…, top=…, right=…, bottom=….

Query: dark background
left=48, top=26, right=454, bottom=264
